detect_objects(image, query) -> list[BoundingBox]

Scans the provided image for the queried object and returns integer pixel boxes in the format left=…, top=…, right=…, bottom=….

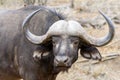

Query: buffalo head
left=22, top=9, right=114, bottom=72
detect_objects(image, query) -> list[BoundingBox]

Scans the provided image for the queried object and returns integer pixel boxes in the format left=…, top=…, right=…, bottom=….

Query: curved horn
left=22, top=8, right=68, bottom=44
left=22, top=9, right=49, bottom=44
left=80, top=10, right=115, bottom=47
left=23, top=9, right=115, bottom=46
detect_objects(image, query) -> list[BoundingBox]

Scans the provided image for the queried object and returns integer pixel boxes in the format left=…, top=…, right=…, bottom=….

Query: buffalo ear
left=33, top=43, right=52, bottom=61
left=80, top=45, right=102, bottom=61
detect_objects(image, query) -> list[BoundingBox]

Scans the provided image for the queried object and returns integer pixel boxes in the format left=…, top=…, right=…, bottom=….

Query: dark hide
left=0, top=6, right=64, bottom=80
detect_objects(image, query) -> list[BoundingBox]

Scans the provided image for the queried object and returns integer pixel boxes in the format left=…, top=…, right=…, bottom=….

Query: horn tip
left=98, top=10, right=104, bottom=15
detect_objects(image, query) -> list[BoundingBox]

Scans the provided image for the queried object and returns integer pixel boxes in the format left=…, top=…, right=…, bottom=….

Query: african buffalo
left=0, top=6, right=114, bottom=80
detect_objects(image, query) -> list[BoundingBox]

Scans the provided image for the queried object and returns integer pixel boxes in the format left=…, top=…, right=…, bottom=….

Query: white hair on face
left=70, top=44, right=74, bottom=49
left=55, top=43, right=59, bottom=49
left=60, top=44, right=67, bottom=51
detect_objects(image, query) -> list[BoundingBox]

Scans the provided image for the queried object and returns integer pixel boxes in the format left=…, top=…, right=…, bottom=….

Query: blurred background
left=0, top=0, right=120, bottom=80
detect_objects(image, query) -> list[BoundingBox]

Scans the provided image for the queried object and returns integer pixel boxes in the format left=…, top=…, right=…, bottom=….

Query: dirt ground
left=0, top=0, right=120, bottom=80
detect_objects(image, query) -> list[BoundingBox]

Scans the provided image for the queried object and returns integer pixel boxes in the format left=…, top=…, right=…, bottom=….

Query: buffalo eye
left=70, top=36, right=79, bottom=46
left=73, top=40, right=79, bottom=45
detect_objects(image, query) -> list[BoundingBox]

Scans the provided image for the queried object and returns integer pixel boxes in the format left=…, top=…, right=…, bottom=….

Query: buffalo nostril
left=55, top=56, right=69, bottom=64
left=63, top=58, right=68, bottom=63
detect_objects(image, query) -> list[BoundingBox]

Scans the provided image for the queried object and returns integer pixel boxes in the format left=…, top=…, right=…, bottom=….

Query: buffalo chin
left=53, top=66, right=70, bottom=74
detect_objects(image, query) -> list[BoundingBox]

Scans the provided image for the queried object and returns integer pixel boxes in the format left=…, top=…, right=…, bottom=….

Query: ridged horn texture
left=22, top=8, right=44, bottom=44
left=22, top=9, right=115, bottom=46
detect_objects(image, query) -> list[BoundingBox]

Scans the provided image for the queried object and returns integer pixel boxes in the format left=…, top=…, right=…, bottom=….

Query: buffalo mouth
left=55, top=66, right=70, bottom=70
left=53, top=66, right=71, bottom=73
